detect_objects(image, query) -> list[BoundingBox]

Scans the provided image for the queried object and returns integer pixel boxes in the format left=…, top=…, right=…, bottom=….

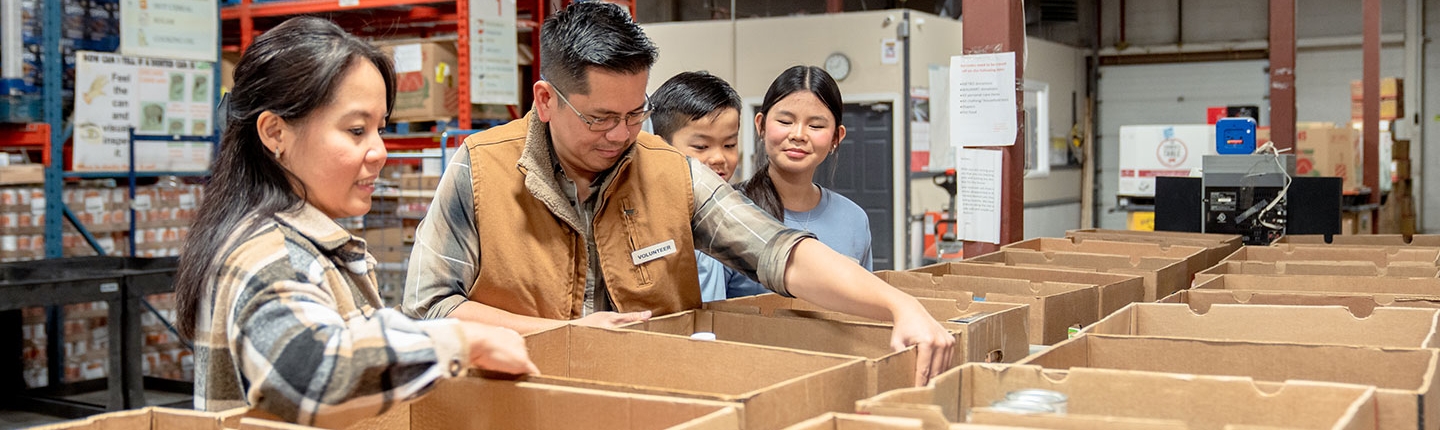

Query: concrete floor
left=0, top=390, right=191, bottom=429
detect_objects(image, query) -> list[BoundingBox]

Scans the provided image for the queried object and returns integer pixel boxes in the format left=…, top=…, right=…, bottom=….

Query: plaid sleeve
left=688, top=158, right=814, bottom=297
left=226, top=238, right=469, bottom=428
left=402, top=149, right=480, bottom=320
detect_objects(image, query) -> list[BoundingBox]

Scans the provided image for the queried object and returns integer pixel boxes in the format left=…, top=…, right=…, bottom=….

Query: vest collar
left=515, top=111, right=636, bottom=232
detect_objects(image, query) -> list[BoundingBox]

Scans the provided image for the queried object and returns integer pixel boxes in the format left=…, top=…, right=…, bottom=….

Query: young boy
left=650, top=71, right=748, bottom=301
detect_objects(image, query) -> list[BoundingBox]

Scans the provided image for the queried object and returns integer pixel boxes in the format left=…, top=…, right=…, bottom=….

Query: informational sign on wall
left=469, top=0, right=520, bottom=105
left=956, top=148, right=1002, bottom=244
left=72, top=51, right=214, bottom=172
left=119, top=0, right=218, bottom=62
left=950, top=52, right=1017, bottom=147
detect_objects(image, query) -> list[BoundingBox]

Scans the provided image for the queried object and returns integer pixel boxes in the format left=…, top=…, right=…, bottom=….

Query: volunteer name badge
left=632, top=240, right=677, bottom=265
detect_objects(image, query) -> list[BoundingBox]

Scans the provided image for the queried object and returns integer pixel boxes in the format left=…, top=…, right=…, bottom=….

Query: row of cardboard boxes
left=34, top=293, right=1440, bottom=430
left=0, top=184, right=202, bottom=261
left=41, top=228, right=1440, bottom=429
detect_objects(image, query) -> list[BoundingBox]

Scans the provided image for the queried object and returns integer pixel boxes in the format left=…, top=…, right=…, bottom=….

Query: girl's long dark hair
left=739, top=65, right=844, bottom=221
left=174, top=17, right=395, bottom=339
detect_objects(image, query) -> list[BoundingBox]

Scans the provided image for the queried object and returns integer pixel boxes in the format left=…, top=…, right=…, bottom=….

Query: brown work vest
left=465, top=115, right=701, bottom=319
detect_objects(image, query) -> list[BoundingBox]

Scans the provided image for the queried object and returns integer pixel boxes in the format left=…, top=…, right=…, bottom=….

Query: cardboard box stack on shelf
left=21, top=307, right=48, bottom=388
left=56, top=183, right=203, bottom=258
left=376, top=41, right=461, bottom=123
left=0, top=186, right=46, bottom=262
left=141, top=293, right=191, bottom=381
left=60, top=301, right=109, bottom=383
left=1351, top=77, right=1403, bottom=121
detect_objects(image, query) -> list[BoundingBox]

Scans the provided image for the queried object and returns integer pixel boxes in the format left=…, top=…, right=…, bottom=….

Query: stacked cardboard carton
left=31, top=407, right=244, bottom=430
left=1197, top=244, right=1440, bottom=281
left=1062, top=229, right=1241, bottom=269
left=0, top=186, right=45, bottom=262
left=140, top=293, right=191, bottom=381
left=1350, top=77, right=1403, bottom=121
left=874, top=271, right=1102, bottom=346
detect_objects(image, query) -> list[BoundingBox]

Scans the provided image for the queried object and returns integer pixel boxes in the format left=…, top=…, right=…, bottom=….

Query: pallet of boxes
left=849, top=231, right=1440, bottom=429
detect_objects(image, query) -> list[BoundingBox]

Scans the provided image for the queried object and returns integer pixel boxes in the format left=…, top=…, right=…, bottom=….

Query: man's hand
left=888, top=310, right=955, bottom=386
left=572, top=310, right=653, bottom=328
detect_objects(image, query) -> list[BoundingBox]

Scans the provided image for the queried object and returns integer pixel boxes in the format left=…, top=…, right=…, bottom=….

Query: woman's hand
left=460, top=322, right=540, bottom=376
left=888, top=308, right=955, bottom=386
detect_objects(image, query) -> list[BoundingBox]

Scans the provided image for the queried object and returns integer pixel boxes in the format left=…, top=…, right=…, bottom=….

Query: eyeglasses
left=549, top=83, right=651, bottom=132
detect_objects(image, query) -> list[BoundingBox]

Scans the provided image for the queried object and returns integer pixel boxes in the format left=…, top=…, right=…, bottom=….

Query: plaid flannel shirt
left=193, top=203, right=469, bottom=428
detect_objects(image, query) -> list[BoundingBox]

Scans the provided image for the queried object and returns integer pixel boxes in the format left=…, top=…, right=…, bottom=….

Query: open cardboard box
left=1221, top=245, right=1440, bottom=266
left=965, top=249, right=1188, bottom=302
left=524, top=325, right=868, bottom=430
left=1192, top=273, right=1440, bottom=297
left=236, top=377, right=741, bottom=430
left=1277, top=234, right=1440, bottom=247
left=1065, top=229, right=1242, bottom=269
left=857, top=363, right=1378, bottom=430
left=1082, top=302, right=1440, bottom=348
left=784, top=413, right=1060, bottom=430
left=31, top=407, right=245, bottom=430
left=1020, top=333, right=1439, bottom=430
left=1196, top=260, right=1440, bottom=281
left=908, top=262, right=1145, bottom=325
left=1002, top=237, right=1209, bottom=279
left=702, top=293, right=1028, bottom=364
left=624, top=310, right=963, bottom=396
left=874, top=271, right=1097, bottom=345
left=1160, top=289, right=1440, bottom=310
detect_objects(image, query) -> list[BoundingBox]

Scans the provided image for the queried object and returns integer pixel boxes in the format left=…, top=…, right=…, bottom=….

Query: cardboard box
left=1350, top=77, right=1403, bottom=100
left=965, top=249, right=1188, bottom=302
left=1021, top=334, right=1437, bottom=430
left=785, top=413, right=1052, bottom=430
left=857, top=363, right=1378, bottom=430
left=525, top=325, right=869, bottom=430
left=875, top=271, right=1097, bottom=345
left=1117, top=125, right=1216, bottom=197
left=0, top=164, right=43, bottom=185
left=1083, top=302, right=1440, bottom=348
left=1001, top=237, right=1208, bottom=279
left=398, top=174, right=442, bottom=192
left=627, top=310, right=963, bottom=396
left=909, top=262, right=1145, bottom=327
left=1277, top=234, right=1440, bottom=247
left=1295, top=126, right=1360, bottom=191
left=702, top=294, right=1029, bottom=365
left=1159, top=289, right=1440, bottom=310
left=377, top=41, right=459, bottom=122
left=1221, top=244, right=1440, bottom=266
left=1191, top=273, right=1440, bottom=298
left=33, top=407, right=244, bottom=430
left=1064, top=228, right=1242, bottom=269
left=1196, top=260, right=1440, bottom=280
left=1351, top=99, right=1403, bottom=120
left=237, top=377, right=742, bottom=430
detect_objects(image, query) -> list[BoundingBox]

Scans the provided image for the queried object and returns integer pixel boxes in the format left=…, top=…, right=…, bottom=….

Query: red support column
left=1363, top=0, right=1381, bottom=233
left=961, top=0, right=1026, bottom=256
left=1268, top=0, right=1296, bottom=151
left=458, top=0, right=472, bottom=127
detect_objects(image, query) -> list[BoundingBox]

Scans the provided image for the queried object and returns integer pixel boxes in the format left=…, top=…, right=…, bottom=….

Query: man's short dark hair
left=540, top=2, right=658, bottom=95
left=650, top=71, right=742, bottom=142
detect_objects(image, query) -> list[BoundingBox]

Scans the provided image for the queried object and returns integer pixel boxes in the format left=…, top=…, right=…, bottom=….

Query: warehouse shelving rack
left=0, top=0, right=222, bottom=418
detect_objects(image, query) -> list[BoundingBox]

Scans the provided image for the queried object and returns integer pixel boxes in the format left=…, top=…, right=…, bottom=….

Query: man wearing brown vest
left=402, top=1, right=953, bottom=385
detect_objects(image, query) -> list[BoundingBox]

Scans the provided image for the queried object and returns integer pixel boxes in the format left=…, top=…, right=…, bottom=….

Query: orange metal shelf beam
left=221, top=0, right=454, bottom=20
